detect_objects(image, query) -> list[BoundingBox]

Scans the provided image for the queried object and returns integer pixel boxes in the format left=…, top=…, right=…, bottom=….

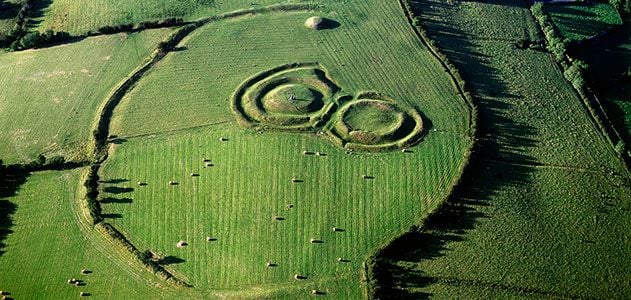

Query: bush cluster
left=11, top=30, right=72, bottom=50
left=531, top=3, right=567, bottom=61
left=83, top=164, right=103, bottom=224
left=90, top=18, right=185, bottom=36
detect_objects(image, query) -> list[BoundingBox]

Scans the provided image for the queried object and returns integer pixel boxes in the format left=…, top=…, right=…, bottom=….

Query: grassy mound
left=343, top=101, right=401, bottom=134
left=263, top=84, right=324, bottom=115
left=327, top=97, right=425, bottom=151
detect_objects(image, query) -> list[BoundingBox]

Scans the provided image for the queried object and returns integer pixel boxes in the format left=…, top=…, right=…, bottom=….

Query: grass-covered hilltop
left=1, top=0, right=629, bottom=299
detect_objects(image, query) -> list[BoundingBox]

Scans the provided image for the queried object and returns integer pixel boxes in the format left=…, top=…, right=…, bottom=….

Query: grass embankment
left=0, top=28, right=171, bottom=164
left=100, top=0, right=473, bottom=297
left=376, top=0, right=631, bottom=298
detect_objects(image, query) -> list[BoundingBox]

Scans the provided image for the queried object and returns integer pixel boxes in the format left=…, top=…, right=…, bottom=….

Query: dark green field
left=377, top=0, right=631, bottom=298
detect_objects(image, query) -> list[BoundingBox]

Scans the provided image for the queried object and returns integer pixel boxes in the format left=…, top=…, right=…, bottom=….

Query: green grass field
left=99, top=0, right=473, bottom=296
left=1, top=0, right=629, bottom=298
left=379, top=0, right=631, bottom=298
left=543, top=2, right=622, bottom=42
left=0, top=28, right=171, bottom=164
left=32, top=0, right=306, bottom=35
left=0, top=169, right=190, bottom=299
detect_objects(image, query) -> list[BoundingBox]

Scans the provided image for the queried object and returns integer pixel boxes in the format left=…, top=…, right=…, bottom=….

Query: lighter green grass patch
left=0, top=28, right=172, bottom=164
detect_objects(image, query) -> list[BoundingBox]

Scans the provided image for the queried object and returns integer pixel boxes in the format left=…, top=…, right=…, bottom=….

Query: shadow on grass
left=25, top=0, right=53, bottom=30
left=0, top=1, right=21, bottom=21
left=157, top=255, right=186, bottom=265
left=103, top=186, right=134, bottom=194
left=0, top=170, right=29, bottom=257
left=374, top=0, right=539, bottom=298
left=100, top=197, right=133, bottom=204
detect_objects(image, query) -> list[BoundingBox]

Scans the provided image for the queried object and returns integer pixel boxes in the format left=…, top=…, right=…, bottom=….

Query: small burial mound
left=263, top=84, right=324, bottom=115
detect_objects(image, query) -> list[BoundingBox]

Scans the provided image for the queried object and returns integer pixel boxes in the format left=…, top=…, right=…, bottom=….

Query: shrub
left=84, top=164, right=103, bottom=224
left=11, top=30, right=72, bottom=50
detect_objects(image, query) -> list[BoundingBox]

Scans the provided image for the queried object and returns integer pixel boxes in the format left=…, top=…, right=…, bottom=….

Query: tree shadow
left=0, top=170, right=29, bottom=257
left=102, top=186, right=134, bottom=194
left=100, top=197, right=133, bottom=204
left=0, top=1, right=22, bottom=21
left=25, top=0, right=53, bottom=30
left=157, top=255, right=186, bottom=265
left=375, top=0, right=539, bottom=297
left=102, top=213, right=122, bottom=219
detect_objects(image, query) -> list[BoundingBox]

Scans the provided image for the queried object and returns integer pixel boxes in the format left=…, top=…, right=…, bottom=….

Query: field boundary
left=362, top=0, right=478, bottom=297
left=531, top=3, right=630, bottom=167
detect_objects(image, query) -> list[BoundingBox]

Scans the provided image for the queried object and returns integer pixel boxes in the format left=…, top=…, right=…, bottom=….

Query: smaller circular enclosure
left=327, top=94, right=424, bottom=151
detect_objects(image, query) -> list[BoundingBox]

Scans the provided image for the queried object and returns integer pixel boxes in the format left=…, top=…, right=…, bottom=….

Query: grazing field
left=378, top=0, right=631, bottom=298
left=33, top=0, right=305, bottom=35
left=0, top=169, right=182, bottom=299
left=543, top=2, right=622, bottom=42
left=100, top=0, right=473, bottom=296
left=0, top=28, right=171, bottom=164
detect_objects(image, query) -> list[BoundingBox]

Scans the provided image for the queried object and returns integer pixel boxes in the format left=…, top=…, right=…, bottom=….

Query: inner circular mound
left=263, top=84, right=324, bottom=115
left=342, top=101, right=401, bottom=134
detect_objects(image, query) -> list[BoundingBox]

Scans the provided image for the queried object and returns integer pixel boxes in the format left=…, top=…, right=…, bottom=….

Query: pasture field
left=100, top=124, right=467, bottom=295
left=378, top=0, right=631, bottom=298
left=543, top=2, right=622, bottom=42
left=100, top=0, right=473, bottom=296
left=0, top=28, right=171, bottom=164
left=33, top=0, right=307, bottom=35
left=0, top=169, right=185, bottom=299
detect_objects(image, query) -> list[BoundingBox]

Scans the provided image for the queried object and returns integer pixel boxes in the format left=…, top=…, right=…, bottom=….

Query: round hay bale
left=176, top=240, right=188, bottom=248
left=305, top=16, right=326, bottom=30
